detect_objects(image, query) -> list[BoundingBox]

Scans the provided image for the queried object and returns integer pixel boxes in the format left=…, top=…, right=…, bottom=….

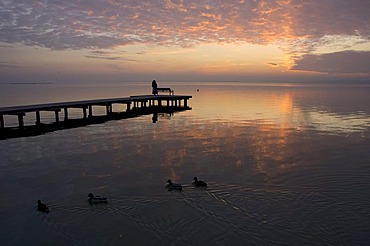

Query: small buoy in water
left=196, top=89, right=199, bottom=92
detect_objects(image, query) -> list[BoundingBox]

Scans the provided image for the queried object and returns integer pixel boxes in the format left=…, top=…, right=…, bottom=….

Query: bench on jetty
left=157, top=87, right=174, bottom=95
left=0, top=94, right=191, bottom=134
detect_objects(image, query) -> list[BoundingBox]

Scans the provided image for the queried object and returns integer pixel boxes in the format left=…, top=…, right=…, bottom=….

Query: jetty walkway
left=0, top=94, right=192, bottom=139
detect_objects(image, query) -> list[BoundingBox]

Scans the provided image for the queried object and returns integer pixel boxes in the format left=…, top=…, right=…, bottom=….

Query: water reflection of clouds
left=191, top=85, right=370, bottom=135
left=184, top=84, right=370, bottom=179
left=306, top=111, right=370, bottom=134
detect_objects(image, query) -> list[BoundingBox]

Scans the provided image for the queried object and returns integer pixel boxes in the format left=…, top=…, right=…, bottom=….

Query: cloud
left=0, top=62, right=34, bottom=68
left=85, top=55, right=123, bottom=60
left=0, top=0, right=369, bottom=51
left=291, top=50, right=370, bottom=74
left=266, top=62, right=278, bottom=67
left=85, top=50, right=132, bottom=60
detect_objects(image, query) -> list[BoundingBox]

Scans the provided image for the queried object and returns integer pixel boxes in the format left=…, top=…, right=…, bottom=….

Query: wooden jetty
left=0, top=94, right=192, bottom=139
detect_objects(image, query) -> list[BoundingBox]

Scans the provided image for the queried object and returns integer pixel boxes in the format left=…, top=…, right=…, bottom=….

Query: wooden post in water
left=64, top=108, right=69, bottom=121
left=35, top=111, right=41, bottom=125
left=106, top=104, right=112, bottom=115
left=88, top=105, right=93, bottom=118
left=17, top=113, right=25, bottom=129
left=54, top=110, right=60, bottom=123
left=82, top=107, right=87, bottom=119
left=0, top=114, right=4, bottom=129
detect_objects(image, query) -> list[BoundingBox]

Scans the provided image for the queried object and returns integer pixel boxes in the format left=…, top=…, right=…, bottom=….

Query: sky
left=0, top=0, right=370, bottom=83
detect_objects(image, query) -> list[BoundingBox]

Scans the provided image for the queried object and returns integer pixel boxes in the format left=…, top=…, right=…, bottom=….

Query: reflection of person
left=152, top=79, right=158, bottom=95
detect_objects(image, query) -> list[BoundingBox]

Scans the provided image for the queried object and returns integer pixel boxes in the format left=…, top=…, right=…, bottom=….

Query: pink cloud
left=0, top=0, right=369, bottom=50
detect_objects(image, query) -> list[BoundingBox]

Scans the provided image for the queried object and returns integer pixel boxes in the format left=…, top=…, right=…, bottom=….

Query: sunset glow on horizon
left=1, top=0, right=369, bottom=83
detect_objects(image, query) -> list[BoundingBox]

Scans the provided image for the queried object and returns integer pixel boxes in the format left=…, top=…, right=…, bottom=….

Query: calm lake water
left=1, top=82, right=370, bottom=245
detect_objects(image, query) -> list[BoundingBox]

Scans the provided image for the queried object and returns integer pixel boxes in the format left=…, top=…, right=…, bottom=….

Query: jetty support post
left=125, top=102, right=131, bottom=112
left=54, top=109, right=60, bottom=123
left=17, top=113, right=25, bottom=129
left=184, top=98, right=188, bottom=108
left=88, top=105, right=93, bottom=118
left=64, top=108, right=69, bottom=121
left=35, top=111, right=41, bottom=125
left=0, top=114, right=4, bottom=129
left=106, top=103, right=112, bottom=116
left=81, top=106, right=87, bottom=119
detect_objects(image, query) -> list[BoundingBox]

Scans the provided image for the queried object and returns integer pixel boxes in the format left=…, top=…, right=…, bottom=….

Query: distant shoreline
left=5, top=82, right=54, bottom=85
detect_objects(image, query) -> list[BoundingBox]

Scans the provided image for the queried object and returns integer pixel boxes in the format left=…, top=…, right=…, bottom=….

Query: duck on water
left=192, top=177, right=207, bottom=187
left=88, top=193, right=108, bottom=204
left=37, top=200, right=50, bottom=213
left=166, top=179, right=183, bottom=191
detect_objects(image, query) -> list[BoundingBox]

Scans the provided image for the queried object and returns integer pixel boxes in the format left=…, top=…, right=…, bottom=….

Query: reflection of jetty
left=0, top=94, right=192, bottom=140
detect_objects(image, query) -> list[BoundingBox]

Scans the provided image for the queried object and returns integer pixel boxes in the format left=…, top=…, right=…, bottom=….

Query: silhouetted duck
left=37, top=200, right=50, bottom=213
left=88, top=193, right=108, bottom=204
left=192, top=177, right=207, bottom=187
left=166, top=179, right=182, bottom=191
